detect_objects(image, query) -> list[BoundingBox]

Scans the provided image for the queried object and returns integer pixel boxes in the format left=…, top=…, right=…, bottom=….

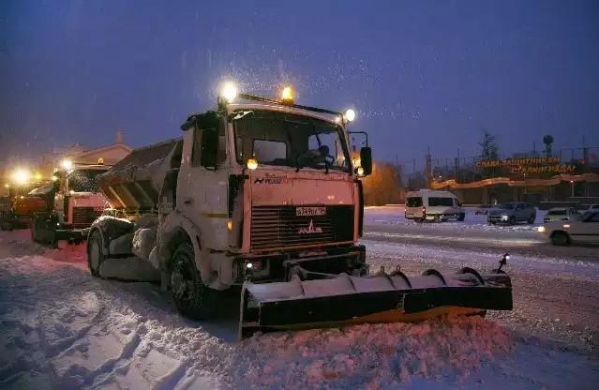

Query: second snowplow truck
left=87, top=84, right=513, bottom=339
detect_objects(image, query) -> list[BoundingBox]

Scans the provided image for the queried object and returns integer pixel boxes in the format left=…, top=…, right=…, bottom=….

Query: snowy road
left=1, top=229, right=598, bottom=389
left=365, top=206, right=599, bottom=261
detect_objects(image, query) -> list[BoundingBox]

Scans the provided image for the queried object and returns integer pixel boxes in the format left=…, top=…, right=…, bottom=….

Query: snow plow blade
left=239, top=268, right=512, bottom=339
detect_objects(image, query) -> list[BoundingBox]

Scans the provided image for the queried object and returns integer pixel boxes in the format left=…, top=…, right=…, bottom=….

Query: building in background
left=1, top=131, right=132, bottom=196
left=38, top=131, right=132, bottom=176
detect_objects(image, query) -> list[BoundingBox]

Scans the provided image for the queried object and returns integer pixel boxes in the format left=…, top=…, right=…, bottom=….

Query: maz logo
left=253, top=177, right=290, bottom=184
left=298, top=219, right=323, bottom=234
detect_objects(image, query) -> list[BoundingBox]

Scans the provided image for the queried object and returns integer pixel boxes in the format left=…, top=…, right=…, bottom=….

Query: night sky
left=1, top=0, right=598, bottom=167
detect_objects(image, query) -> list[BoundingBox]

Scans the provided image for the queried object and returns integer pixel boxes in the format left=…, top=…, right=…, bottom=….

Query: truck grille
left=72, top=207, right=102, bottom=227
left=250, top=205, right=354, bottom=251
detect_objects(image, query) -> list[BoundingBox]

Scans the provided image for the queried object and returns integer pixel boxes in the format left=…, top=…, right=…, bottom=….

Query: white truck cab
left=405, top=189, right=465, bottom=222
left=83, top=84, right=513, bottom=339
left=31, top=162, right=110, bottom=246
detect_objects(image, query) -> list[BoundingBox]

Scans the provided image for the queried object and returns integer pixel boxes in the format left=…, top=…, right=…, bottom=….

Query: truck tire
left=527, top=215, right=535, bottom=224
left=170, top=242, right=214, bottom=320
left=87, top=230, right=105, bottom=277
left=457, top=213, right=465, bottom=222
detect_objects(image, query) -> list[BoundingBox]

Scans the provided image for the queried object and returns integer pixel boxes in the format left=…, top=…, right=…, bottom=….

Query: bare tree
left=479, top=129, right=500, bottom=178
left=362, top=162, right=404, bottom=205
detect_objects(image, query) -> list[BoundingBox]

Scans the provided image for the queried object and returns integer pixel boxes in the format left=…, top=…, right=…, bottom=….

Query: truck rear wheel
left=170, top=242, right=214, bottom=320
left=87, top=230, right=105, bottom=277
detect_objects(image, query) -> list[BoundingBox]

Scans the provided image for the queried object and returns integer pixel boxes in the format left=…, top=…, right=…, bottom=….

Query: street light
left=220, top=81, right=238, bottom=103
left=61, top=159, right=73, bottom=171
left=11, top=169, right=31, bottom=186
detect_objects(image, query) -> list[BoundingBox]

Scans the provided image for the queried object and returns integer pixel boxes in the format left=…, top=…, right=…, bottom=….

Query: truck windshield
left=67, top=169, right=105, bottom=192
left=232, top=110, right=350, bottom=172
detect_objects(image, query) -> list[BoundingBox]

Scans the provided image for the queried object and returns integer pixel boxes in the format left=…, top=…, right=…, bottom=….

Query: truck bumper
left=234, top=245, right=367, bottom=284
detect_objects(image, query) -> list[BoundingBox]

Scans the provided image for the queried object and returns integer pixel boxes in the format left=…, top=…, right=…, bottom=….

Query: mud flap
left=239, top=268, right=512, bottom=339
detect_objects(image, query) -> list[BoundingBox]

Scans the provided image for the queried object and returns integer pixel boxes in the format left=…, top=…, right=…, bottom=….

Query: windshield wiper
left=230, top=110, right=254, bottom=121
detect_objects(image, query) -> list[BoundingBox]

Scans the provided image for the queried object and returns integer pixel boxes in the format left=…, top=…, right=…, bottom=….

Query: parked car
left=487, top=202, right=536, bottom=225
left=405, top=189, right=465, bottom=222
left=538, top=210, right=599, bottom=246
left=543, top=207, right=582, bottom=223
left=585, top=204, right=599, bottom=212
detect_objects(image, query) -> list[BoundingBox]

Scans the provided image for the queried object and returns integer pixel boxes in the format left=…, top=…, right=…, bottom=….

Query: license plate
left=296, top=206, right=326, bottom=217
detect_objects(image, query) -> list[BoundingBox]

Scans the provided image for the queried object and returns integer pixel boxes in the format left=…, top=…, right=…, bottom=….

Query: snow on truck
left=86, top=84, right=513, bottom=339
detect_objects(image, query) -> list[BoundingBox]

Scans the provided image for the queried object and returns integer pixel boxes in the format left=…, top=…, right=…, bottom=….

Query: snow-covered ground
left=361, top=239, right=599, bottom=352
left=1, top=230, right=598, bottom=389
left=364, top=206, right=599, bottom=261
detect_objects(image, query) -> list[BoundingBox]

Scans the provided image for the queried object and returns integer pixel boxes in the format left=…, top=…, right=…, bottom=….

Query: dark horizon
left=1, top=0, right=598, bottom=167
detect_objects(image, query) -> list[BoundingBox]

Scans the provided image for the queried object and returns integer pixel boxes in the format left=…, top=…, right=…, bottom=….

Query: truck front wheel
left=170, top=242, right=214, bottom=320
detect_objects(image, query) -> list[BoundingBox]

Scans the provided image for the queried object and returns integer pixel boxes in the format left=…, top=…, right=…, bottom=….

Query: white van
left=405, top=189, right=465, bottom=222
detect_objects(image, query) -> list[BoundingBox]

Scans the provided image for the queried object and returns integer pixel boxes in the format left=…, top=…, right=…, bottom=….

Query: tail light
left=422, top=206, right=426, bottom=215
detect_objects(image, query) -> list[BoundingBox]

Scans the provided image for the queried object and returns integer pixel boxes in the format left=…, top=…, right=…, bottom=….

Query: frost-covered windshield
left=232, top=110, right=350, bottom=172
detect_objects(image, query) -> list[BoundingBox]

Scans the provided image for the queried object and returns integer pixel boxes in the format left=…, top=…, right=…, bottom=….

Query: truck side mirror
left=181, top=111, right=220, bottom=131
left=359, top=147, right=372, bottom=176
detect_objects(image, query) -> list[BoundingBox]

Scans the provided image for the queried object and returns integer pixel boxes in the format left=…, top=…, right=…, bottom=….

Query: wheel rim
left=89, top=239, right=101, bottom=270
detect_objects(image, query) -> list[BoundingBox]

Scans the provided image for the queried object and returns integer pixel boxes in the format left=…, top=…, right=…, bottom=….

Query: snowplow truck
left=31, top=163, right=110, bottom=246
left=86, top=85, right=513, bottom=339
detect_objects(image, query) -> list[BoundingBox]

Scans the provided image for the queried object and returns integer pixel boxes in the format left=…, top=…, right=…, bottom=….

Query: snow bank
left=233, top=316, right=514, bottom=389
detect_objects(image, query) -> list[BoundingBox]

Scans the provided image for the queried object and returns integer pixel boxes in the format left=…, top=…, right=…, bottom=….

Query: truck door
left=177, top=122, right=230, bottom=250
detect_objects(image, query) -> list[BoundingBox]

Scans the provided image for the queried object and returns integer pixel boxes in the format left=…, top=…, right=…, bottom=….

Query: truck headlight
left=220, top=81, right=238, bottom=103
left=344, top=109, right=356, bottom=122
left=11, top=169, right=31, bottom=185
left=281, top=86, right=294, bottom=103
left=61, top=159, right=73, bottom=171
left=537, top=226, right=545, bottom=233
left=501, top=215, right=508, bottom=221
left=247, top=158, right=258, bottom=170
